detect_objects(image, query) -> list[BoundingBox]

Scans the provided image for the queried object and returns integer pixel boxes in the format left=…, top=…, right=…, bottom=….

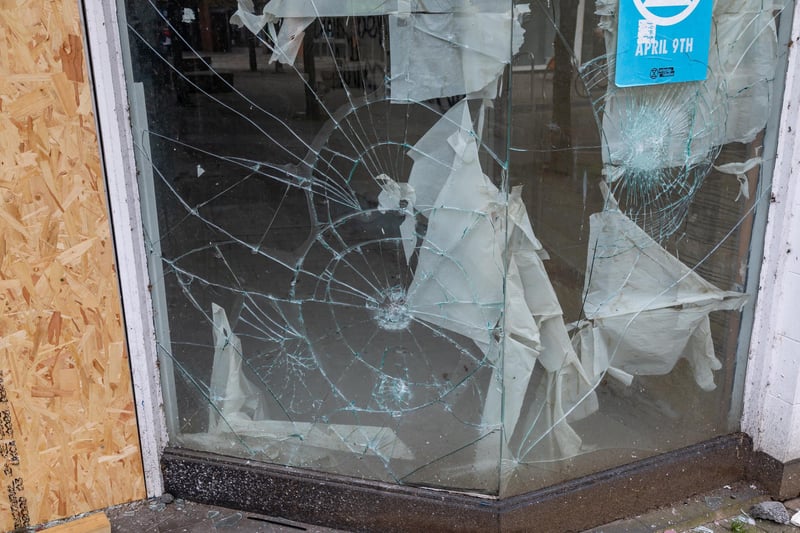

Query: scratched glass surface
left=117, top=0, right=791, bottom=496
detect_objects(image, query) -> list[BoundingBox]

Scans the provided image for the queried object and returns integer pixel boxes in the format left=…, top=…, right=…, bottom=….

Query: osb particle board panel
left=0, top=1, right=146, bottom=530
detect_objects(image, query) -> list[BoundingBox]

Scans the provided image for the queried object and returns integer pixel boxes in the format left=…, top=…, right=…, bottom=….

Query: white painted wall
left=742, top=0, right=800, bottom=464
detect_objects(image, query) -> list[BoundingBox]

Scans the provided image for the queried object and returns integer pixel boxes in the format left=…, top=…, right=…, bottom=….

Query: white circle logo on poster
left=633, top=0, right=702, bottom=26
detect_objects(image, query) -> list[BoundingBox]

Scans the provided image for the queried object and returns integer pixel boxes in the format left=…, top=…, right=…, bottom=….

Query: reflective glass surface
left=118, top=0, right=790, bottom=496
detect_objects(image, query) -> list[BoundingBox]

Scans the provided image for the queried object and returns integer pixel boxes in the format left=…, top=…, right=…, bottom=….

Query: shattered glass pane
left=116, top=0, right=792, bottom=497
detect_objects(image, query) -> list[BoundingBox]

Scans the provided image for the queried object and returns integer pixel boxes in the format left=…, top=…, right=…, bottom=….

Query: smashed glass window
left=116, top=0, right=791, bottom=496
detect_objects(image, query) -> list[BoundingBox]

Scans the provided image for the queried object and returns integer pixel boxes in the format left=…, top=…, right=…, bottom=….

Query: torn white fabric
left=710, top=0, right=781, bottom=144
left=184, top=421, right=412, bottom=461
left=230, top=0, right=278, bottom=38
left=575, top=187, right=747, bottom=391
left=389, top=6, right=528, bottom=102
left=480, top=213, right=599, bottom=470
left=405, top=99, right=544, bottom=267
left=207, top=304, right=413, bottom=459
left=714, top=156, right=763, bottom=201
left=406, top=102, right=471, bottom=216
left=404, top=102, right=594, bottom=462
left=405, top=102, right=505, bottom=343
left=208, top=303, right=266, bottom=433
left=234, top=0, right=528, bottom=97
left=182, top=8, right=196, bottom=23
left=210, top=419, right=413, bottom=460
left=270, top=18, right=315, bottom=65
left=230, top=1, right=312, bottom=65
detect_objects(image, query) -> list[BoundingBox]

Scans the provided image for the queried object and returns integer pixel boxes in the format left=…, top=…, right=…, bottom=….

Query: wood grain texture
left=44, top=513, right=111, bottom=533
left=0, top=1, right=146, bottom=529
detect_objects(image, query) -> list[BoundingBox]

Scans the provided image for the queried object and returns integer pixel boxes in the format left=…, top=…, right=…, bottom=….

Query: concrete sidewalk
left=94, top=481, right=800, bottom=532
left=586, top=482, right=799, bottom=533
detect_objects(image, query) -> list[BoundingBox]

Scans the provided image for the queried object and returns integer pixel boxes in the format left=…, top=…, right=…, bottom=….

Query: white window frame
left=82, top=0, right=167, bottom=497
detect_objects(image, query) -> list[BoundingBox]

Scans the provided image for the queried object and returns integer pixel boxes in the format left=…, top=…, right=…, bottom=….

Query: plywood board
left=0, top=1, right=146, bottom=530
left=44, top=513, right=111, bottom=533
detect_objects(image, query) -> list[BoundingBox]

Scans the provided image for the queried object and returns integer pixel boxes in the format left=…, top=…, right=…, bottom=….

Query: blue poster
left=615, top=0, right=714, bottom=87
